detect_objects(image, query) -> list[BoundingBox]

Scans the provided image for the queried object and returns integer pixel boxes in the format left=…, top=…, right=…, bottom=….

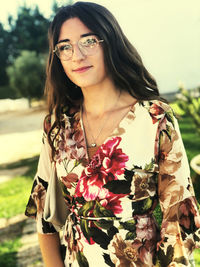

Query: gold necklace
left=82, top=91, right=121, bottom=148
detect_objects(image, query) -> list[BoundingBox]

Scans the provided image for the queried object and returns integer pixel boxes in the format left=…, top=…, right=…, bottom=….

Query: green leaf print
left=165, top=110, right=175, bottom=127
left=107, top=226, right=119, bottom=239
left=94, top=219, right=113, bottom=230
left=143, top=197, right=153, bottom=210
left=124, top=169, right=135, bottom=182
left=132, top=197, right=153, bottom=214
left=78, top=201, right=95, bottom=217
left=89, top=227, right=111, bottom=249
left=125, top=231, right=136, bottom=240
left=157, top=245, right=174, bottom=266
left=103, top=253, right=115, bottom=267
left=174, top=256, right=188, bottom=265
left=76, top=251, right=89, bottom=267
left=93, top=201, right=115, bottom=218
left=76, top=196, right=86, bottom=204
left=144, top=158, right=155, bottom=172
left=119, top=219, right=136, bottom=231
left=80, top=219, right=91, bottom=244
left=103, top=180, right=131, bottom=194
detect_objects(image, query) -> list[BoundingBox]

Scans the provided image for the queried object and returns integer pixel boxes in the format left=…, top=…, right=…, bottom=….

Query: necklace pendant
left=90, top=143, right=97, bottom=147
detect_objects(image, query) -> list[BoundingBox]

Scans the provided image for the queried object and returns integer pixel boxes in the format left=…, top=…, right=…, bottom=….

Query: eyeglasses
left=53, top=35, right=104, bottom=61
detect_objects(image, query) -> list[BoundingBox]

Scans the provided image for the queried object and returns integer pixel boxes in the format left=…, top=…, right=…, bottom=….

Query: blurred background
left=0, top=0, right=199, bottom=266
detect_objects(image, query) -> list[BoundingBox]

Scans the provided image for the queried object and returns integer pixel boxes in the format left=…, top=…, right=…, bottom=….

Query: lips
left=72, top=66, right=92, bottom=73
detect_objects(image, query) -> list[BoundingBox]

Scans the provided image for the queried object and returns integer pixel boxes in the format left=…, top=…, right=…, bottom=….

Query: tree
left=7, top=50, right=46, bottom=106
left=0, top=23, right=10, bottom=86
left=176, top=85, right=200, bottom=135
left=8, top=5, right=50, bottom=61
left=50, top=0, right=74, bottom=19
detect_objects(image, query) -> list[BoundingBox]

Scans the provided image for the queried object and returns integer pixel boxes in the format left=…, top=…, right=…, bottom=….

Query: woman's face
left=57, top=17, right=108, bottom=89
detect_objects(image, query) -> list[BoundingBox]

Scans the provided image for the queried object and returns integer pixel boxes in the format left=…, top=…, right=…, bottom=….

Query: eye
left=58, top=43, right=72, bottom=51
left=81, top=37, right=98, bottom=47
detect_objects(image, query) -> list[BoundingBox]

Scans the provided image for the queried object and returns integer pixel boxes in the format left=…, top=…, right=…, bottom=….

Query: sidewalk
left=0, top=215, right=43, bottom=267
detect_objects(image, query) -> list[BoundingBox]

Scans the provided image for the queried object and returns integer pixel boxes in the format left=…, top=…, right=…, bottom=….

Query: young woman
left=25, top=2, right=200, bottom=266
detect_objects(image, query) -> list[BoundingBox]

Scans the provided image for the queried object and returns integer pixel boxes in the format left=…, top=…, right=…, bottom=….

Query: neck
left=81, top=80, right=120, bottom=117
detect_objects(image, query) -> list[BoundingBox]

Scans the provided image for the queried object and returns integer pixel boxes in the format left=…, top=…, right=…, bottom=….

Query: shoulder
left=138, top=99, right=175, bottom=125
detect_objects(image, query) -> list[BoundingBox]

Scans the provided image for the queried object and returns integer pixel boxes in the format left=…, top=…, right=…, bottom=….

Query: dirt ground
left=0, top=107, right=47, bottom=181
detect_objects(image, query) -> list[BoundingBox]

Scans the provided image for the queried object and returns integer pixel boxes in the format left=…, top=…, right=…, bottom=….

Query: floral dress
left=25, top=100, right=200, bottom=267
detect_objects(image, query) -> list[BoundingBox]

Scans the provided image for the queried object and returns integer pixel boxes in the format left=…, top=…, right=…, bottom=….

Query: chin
left=73, top=79, right=99, bottom=89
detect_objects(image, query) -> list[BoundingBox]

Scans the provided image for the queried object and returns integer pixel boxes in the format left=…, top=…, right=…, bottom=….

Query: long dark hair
left=45, top=1, right=164, bottom=154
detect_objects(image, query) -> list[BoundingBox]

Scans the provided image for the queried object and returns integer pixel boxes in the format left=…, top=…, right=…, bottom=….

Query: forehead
left=58, top=17, right=92, bottom=42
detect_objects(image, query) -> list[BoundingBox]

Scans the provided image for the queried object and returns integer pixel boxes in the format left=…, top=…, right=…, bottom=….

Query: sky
left=1, top=0, right=200, bottom=94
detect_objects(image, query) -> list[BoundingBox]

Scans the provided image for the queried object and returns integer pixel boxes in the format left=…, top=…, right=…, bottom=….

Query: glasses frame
left=53, top=36, right=104, bottom=61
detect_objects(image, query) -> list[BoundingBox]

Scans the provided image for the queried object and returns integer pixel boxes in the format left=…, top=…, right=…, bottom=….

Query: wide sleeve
left=25, top=115, right=57, bottom=234
left=156, top=110, right=200, bottom=266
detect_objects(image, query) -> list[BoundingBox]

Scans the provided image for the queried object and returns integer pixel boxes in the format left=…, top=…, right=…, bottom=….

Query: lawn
left=0, top=156, right=38, bottom=218
left=0, top=238, right=22, bottom=267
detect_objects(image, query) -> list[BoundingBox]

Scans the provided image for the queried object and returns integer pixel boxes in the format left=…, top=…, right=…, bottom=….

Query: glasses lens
left=79, top=36, right=99, bottom=56
left=55, top=42, right=72, bottom=60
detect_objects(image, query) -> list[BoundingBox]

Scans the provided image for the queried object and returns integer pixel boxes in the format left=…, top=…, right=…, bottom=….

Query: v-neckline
left=79, top=101, right=139, bottom=163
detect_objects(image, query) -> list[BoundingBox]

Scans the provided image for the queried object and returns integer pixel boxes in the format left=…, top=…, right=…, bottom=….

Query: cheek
left=61, top=63, right=73, bottom=80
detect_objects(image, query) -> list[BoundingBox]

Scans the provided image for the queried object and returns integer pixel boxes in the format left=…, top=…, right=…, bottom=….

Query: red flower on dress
left=75, top=137, right=128, bottom=202
left=100, top=191, right=125, bottom=215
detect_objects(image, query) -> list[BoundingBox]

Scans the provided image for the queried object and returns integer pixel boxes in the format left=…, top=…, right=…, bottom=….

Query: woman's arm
left=38, top=232, right=65, bottom=267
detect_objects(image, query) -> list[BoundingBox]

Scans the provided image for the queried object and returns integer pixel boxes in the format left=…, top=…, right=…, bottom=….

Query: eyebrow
left=57, top=33, right=95, bottom=44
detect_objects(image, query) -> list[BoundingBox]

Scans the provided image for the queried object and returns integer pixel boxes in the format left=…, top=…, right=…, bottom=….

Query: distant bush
left=7, top=50, right=47, bottom=106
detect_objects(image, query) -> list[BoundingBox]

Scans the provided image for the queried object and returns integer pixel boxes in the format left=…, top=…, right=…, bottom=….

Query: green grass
left=0, top=237, right=22, bottom=267
left=178, top=116, right=200, bottom=162
left=0, top=156, right=39, bottom=218
left=194, top=249, right=200, bottom=266
left=0, top=176, right=34, bottom=218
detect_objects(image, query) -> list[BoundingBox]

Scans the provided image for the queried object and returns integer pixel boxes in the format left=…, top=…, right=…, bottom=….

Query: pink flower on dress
left=149, top=103, right=165, bottom=124
left=75, top=137, right=128, bottom=202
left=136, top=215, right=157, bottom=241
left=54, top=113, right=86, bottom=163
left=99, top=191, right=125, bottom=215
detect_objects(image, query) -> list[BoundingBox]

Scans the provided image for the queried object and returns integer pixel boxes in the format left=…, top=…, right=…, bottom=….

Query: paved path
left=0, top=107, right=46, bottom=166
left=0, top=214, right=43, bottom=266
left=16, top=217, right=43, bottom=267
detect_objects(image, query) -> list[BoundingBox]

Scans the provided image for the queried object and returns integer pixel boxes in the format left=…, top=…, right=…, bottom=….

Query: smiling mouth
left=72, top=66, right=92, bottom=73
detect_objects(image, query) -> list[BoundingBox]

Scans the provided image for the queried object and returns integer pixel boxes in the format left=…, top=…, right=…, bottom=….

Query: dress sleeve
left=25, top=115, right=57, bottom=234
left=156, top=110, right=200, bottom=266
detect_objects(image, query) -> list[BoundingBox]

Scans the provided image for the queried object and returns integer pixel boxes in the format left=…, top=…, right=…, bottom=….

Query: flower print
left=149, top=103, right=165, bottom=124
left=54, top=112, right=86, bottom=163
left=179, top=197, right=200, bottom=229
left=61, top=173, right=79, bottom=189
left=135, top=215, right=158, bottom=241
left=184, top=235, right=196, bottom=252
left=109, top=234, right=154, bottom=266
left=32, top=183, right=46, bottom=213
left=159, top=129, right=182, bottom=175
left=159, top=176, right=184, bottom=211
left=99, top=191, right=125, bottom=215
left=130, top=172, right=156, bottom=200
left=108, top=234, right=138, bottom=267
left=75, top=137, right=128, bottom=201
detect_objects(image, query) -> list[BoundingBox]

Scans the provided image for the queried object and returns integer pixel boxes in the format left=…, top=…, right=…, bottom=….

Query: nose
left=71, top=44, right=86, bottom=61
